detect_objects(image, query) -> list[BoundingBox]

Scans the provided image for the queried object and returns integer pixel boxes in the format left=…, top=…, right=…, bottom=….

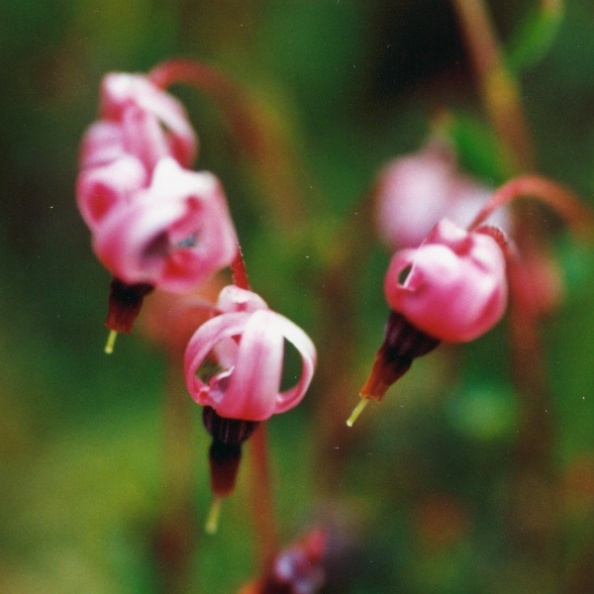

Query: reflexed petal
left=79, top=121, right=126, bottom=169
left=184, top=312, right=251, bottom=407
left=272, top=313, right=317, bottom=415
left=218, top=310, right=284, bottom=421
left=121, top=106, right=170, bottom=172
left=216, top=285, right=268, bottom=314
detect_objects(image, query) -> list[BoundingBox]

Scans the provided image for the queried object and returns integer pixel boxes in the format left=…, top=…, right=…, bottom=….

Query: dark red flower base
left=203, top=406, right=260, bottom=497
left=105, top=277, right=154, bottom=333
left=360, top=311, right=440, bottom=401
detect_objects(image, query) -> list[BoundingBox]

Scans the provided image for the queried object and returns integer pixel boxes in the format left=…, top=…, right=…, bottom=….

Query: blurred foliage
left=1, top=0, right=594, bottom=593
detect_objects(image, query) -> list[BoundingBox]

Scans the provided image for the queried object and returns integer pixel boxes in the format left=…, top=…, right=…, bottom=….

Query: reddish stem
left=149, top=59, right=309, bottom=231
left=231, top=243, right=251, bottom=291
left=248, top=425, right=278, bottom=570
left=469, top=175, right=594, bottom=238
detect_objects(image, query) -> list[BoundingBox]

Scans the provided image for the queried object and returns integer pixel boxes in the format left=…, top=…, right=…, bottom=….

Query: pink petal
left=385, top=219, right=507, bottom=342
left=271, top=313, right=317, bottom=415
left=79, top=121, right=126, bottom=169
left=76, top=155, right=148, bottom=231
left=217, top=310, right=285, bottom=421
left=183, top=312, right=251, bottom=407
left=216, top=285, right=268, bottom=314
left=121, top=106, right=170, bottom=172
left=92, top=162, right=237, bottom=292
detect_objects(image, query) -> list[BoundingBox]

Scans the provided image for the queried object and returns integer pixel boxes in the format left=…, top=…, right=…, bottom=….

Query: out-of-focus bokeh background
left=2, top=1, right=594, bottom=592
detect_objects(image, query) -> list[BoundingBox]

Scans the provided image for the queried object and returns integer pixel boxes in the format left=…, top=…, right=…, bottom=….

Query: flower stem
left=451, top=1, right=565, bottom=588
left=148, top=59, right=309, bottom=231
left=248, top=425, right=278, bottom=569
left=231, top=243, right=251, bottom=292
left=468, top=175, right=594, bottom=238
left=450, top=0, right=535, bottom=170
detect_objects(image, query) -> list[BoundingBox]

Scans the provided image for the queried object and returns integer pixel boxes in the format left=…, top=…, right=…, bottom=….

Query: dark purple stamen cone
left=202, top=406, right=260, bottom=497
left=105, top=277, right=153, bottom=333
left=360, top=311, right=440, bottom=401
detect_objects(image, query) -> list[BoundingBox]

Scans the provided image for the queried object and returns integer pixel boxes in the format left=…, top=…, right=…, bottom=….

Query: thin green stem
left=450, top=0, right=535, bottom=170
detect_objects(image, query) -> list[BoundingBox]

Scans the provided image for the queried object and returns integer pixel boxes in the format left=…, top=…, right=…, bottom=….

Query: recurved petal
left=271, top=313, right=317, bottom=415
left=183, top=312, right=251, bottom=407
left=218, top=310, right=285, bottom=421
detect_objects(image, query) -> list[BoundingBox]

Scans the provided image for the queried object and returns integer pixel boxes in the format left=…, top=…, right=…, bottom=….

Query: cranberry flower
left=384, top=218, right=508, bottom=343
left=349, top=218, right=508, bottom=426
left=76, top=72, right=199, bottom=232
left=96, top=72, right=197, bottom=171
left=93, top=158, right=238, bottom=293
left=184, top=286, right=317, bottom=422
left=373, top=142, right=507, bottom=249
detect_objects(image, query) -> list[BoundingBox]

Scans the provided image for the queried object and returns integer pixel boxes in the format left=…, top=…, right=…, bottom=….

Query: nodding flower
left=373, top=142, right=508, bottom=250
left=76, top=72, right=199, bottom=231
left=93, top=158, right=238, bottom=294
left=98, top=72, right=197, bottom=170
left=384, top=218, right=508, bottom=343
left=349, top=218, right=508, bottom=425
left=184, top=286, right=317, bottom=422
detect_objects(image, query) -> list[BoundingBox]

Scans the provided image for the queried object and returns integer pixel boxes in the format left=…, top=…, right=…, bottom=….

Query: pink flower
left=384, top=218, right=508, bottom=342
left=93, top=158, right=238, bottom=293
left=78, top=74, right=197, bottom=182
left=374, top=143, right=507, bottom=249
left=99, top=73, right=198, bottom=170
left=184, top=286, right=317, bottom=421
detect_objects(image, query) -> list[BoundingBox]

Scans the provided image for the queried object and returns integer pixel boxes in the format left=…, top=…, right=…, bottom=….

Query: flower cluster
left=76, top=73, right=237, bottom=336
left=76, top=64, right=318, bottom=530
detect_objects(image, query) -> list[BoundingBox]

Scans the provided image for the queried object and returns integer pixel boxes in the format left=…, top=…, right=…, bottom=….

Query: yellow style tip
left=104, top=330, right=118, bottom=355
left=346, top=398, right=369, bottom=427
left=205, top=496, right=223, bottom=535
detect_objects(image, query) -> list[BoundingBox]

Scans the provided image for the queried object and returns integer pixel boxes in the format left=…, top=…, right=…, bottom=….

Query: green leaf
left=506, top=1, right=565, bottom=72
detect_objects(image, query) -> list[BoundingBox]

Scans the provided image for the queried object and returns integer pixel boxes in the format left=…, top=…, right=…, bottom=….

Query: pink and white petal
left=134, top=85, right=197, bottom=167
left=100, top=73, right=197, bottom=167
left=76, top=156, right=148, bottom=231
left=271, top=313, right=317, bottom=414
left=183, top=312, right=250, bottom=406
left=121, top=107, right=170, bottom=172
left=216, top=285, right=268, bottom=314
left=218, top=310, right=285, bottom=421
left=79, top=121, right=126, bottom=169
left=92, top=196, right=187, bottom=285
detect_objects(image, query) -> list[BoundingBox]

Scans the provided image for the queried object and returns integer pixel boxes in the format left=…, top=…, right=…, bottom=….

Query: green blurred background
left=2, top=0, right=594, bottom=592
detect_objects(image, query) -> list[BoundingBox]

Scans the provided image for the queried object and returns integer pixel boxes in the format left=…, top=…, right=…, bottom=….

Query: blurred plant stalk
left=451, top=0, right=568, bottom=590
